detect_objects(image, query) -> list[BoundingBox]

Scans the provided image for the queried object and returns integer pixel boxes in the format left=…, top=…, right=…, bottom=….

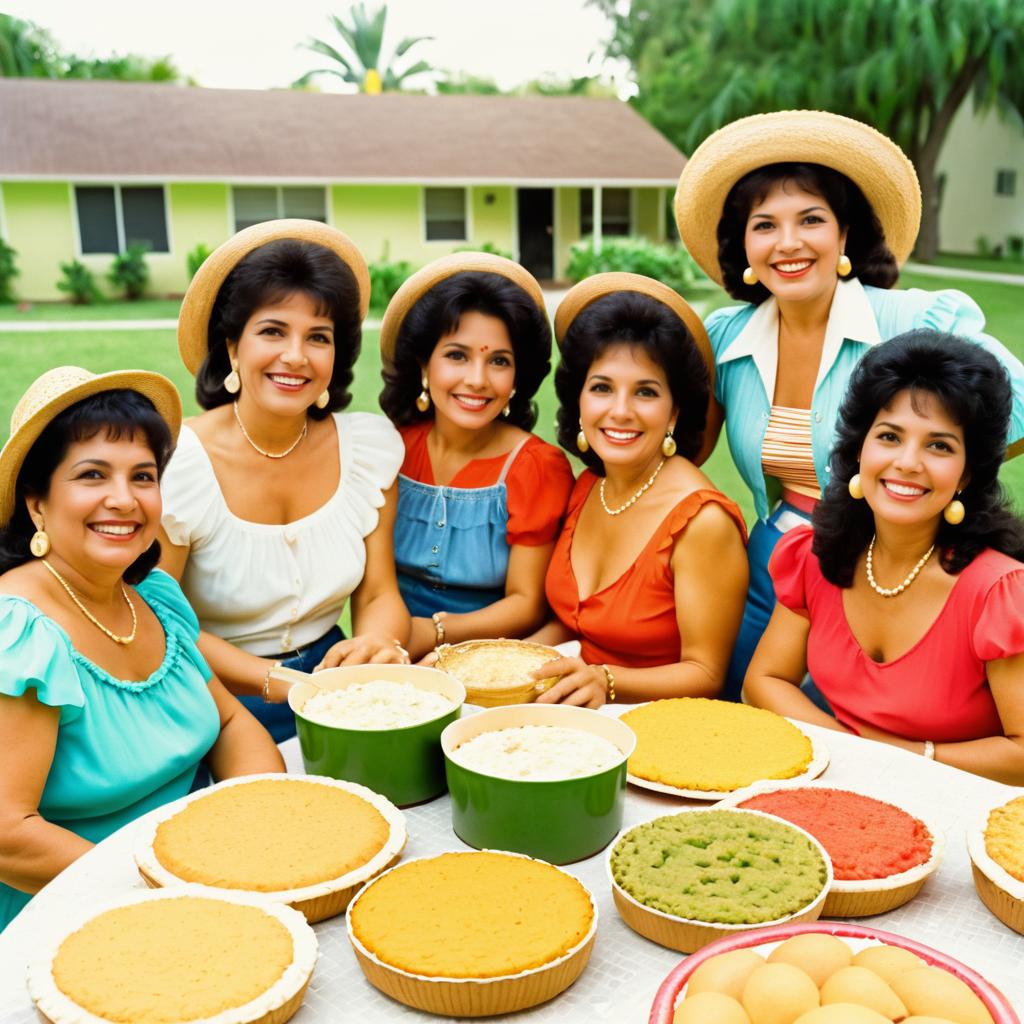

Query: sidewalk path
left=904, top=261, right=1024, bottom=286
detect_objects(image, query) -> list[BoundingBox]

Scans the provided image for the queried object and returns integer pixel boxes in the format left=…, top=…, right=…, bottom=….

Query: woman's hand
left=316, top=634, right=411, bottom=669
left=533, top=657, right=606, bottom=709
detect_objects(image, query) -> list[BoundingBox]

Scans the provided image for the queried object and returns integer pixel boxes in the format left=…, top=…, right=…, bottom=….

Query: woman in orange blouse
left=531, top=274, right=749, bottom=707
left=379, top=254, right=574, bottom=661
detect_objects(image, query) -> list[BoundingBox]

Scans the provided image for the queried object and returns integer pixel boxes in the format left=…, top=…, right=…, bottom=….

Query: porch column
left=593, top=185, right=603, bottom=252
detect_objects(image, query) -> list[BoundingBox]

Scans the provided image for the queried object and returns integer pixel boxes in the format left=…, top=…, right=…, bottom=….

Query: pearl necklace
left=865, top=535, right=935, bottom=598
left=599, top=459, right=667, bottom=516
left=40, top=558, right=137, bottom=644
left=233, top=402, right=307, bottom=459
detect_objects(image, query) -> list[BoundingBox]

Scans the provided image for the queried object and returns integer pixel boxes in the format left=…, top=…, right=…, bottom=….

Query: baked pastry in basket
left=969, top=793, right=1024, bottom=935
left=435, top=639, right=560, bottom=706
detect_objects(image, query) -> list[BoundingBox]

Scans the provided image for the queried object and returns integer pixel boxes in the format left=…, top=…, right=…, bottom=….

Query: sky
left=17, top=1, right=629, bottom=93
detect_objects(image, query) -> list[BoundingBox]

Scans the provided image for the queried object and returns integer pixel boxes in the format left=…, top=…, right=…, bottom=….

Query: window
left=232, top=186, right=327, bottom=231
left=75, top=185, right=169, bottom=254
left=580, top=187, right=631, bottom=237
left=424, top=187, right=467, bottom=241
left=995, top=170, right=1017, bottom=197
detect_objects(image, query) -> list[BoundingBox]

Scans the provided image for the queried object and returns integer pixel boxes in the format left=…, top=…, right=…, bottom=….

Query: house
left=0, top=80, right=686, bottom=301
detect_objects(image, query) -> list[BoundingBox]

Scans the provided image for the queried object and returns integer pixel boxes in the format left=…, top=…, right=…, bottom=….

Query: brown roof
left=0, top=79, right=685, bottom=185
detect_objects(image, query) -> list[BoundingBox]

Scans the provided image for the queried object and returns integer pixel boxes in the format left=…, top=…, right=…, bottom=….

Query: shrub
left=186, top=242, right=211, bottom=280
left=108, top=243, right=150, bottom=300
left=369, top=258, right=412, bottom=310
left=565, top=237, right=706, bottom=294
left=57, top=260, right=102, bottom=305
left=975, top=235, right=992, bottom=258
left=454, top=241, right=515, bottom=261
left=0, top=238, right=18, bottom=303
left=1007, top=235, right=1024, bottom=260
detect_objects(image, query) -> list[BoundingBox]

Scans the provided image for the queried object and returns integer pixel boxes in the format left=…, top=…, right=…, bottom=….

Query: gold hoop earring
left=30, top=527, right=51, bottom=558
left=848, top=473, right=863, bottom=500
left=837, top=253, right=852, bottom=278
left=944, top=492, right=965, bottom=525
left=223, top=362, right=241, bottom=395
left=416, top=373, right=431, bottom=413
left=315, top=389, right=330, bottom=410
left=742, top=266, right=758, bottom=286
left=662, top=430, right=677, bottom=458
left=576, top=419, right=589, bottom=453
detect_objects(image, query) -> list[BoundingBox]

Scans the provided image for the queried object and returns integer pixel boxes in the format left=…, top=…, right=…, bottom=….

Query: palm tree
left=293, top=4, right=432, bottom=94
left=0, top=14, right=59, bottom=78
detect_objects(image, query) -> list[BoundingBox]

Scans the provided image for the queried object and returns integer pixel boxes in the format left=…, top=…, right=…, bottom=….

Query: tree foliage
left=294, top=3, right=433, bottom=93
left=593, top=0, right=1024, bottom=259
left=0, top=13, right=60, bottom=77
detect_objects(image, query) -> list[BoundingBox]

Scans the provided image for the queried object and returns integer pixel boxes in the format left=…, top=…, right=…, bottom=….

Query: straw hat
left=379, top=252, right=548, bottom=366
left=177, top=219, right=371, bottom=375
left=554, top=272, right=723, bottom=466
left=674, top=110, right=921, bottom=286
left=0, top=366, right=182, bottom=526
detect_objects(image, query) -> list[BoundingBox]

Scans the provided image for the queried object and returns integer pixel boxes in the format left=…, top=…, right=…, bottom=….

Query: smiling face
left=425, top=310, right=516, bottom=431
left=28, top=430, right=162, bottom=575
left=578, top=342, right=677, bottom=472
left=858, top=388, right=968, bottom=529
left=227, top=290, right=335, bottom=416
left=744, top=179, right=848, bottom=306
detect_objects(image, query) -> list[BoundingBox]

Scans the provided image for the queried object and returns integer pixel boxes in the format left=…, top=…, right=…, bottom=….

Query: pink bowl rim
left=648, top=920, right=1020, bottom=1024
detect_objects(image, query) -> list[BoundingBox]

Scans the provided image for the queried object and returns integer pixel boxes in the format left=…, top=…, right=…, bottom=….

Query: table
left=2, top=717, right=1023, bottom=1022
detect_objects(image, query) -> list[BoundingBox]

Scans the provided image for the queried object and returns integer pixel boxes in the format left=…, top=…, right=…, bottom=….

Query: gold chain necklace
left=233, top=402, right=307, bottom=459
left=599, top=458, right=667, bottom=516
left=40, top=559, right=137, bottom=644
left=865, top=535, right=935, bottom=598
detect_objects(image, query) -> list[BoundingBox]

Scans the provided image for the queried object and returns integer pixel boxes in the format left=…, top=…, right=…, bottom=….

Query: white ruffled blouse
left=161, top=412, right=404, bottom=656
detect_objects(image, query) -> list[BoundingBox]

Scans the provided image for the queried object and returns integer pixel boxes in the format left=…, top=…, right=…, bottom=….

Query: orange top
left=545, top=472, right=747, bottom=668
left=399, top=422, right=575, bottom=546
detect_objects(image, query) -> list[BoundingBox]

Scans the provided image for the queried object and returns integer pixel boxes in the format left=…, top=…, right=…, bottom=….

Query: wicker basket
left=435, top=639, right=561, bottom=707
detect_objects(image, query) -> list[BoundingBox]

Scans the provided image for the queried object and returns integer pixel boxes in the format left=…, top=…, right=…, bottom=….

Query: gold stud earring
left=223, top=361, right=241, bottom=395
left=837, top=253, right=852, bottom=278
left=416, top=373, right=431, bottom=413
left=576, top=418, right=589, bottom=453
left=943, top=491, right=965, bottom=525
left=315, top=389, right=330, bottom=410
left=29, top=519, right=50, bottom=558
left=742, top=267, right=759, bottom=286
left=661, top=429, right=677, bottom=458
left=848, top=473, right=864, bottom=500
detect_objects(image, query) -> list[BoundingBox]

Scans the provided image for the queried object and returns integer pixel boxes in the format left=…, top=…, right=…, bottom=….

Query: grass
left=929, top=253, right=1024, bottom=276
left=0, top=299, right=183, bottom=321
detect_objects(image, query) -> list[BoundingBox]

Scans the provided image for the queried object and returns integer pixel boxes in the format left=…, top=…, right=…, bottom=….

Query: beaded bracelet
left=432, top=611, right=446, bottom=647
left=262, top=661, right=283, bottom=703
left=922, top=740, right=935, bottom=760
left=599, top=664, right=616, bottom=703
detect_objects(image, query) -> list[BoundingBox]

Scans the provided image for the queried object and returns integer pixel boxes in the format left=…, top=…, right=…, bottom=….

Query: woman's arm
left=407, top=542, right=555, bottom=659
left=0, top=694, right=92, bottom=895
left=537, top=503, right=749, bottom=706
left=204, top=676, right=285, bottom=780
left=320, top=483, right=411, bottom=667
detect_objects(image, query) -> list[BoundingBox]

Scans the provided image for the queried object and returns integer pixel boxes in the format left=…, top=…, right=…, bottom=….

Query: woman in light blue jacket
left=674, top=110, right=1024, bottom=700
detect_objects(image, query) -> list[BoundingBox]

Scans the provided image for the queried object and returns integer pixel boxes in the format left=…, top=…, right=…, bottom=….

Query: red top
left=770, top=526, right=1024, bottom=742
left=399, top=422, right=575, bottom=546
left=545, top=471, right=747, bottom=668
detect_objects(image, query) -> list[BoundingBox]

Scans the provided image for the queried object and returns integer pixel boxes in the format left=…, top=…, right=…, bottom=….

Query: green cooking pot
left=283, top=663, right=465, bottom=807
left=442, top=703, right=636, bottom=864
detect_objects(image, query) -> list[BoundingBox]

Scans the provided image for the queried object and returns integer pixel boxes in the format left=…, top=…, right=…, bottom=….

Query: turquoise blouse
left=707, top=280, right=1024, bottom=522
left=0, top=569, right=220, bottom=930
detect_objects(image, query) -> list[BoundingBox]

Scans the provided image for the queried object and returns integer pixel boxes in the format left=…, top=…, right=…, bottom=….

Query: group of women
left=1, top=110, right=1023, bottom=929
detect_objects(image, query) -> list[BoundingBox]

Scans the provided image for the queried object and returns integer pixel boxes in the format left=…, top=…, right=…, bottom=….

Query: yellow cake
left=984, top=794, right=1024, bottom=882
left=349, top=851, right=594, bottom=979
left=29, top=891, right=317, bottom=1024
left=622, top=698, right=815, bottom=792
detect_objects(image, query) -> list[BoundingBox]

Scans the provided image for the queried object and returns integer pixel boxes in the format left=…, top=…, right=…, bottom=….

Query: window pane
left=580, top=189, right=594, bottom=235
left=425, top=187, right=466, bottom=240
left=281, top=187, right=326, bottom=221
left=233, top=187, right=279, bottom=231
left=579, top=188, right=631, bottom=236
left=121, top=187, right=168, bottom=252
left=76, top=186, right=119, bottom=254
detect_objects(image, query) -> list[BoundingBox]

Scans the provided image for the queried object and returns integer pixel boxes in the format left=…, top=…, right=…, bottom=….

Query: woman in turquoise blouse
left=674, top=110, right=1024, bottom=700
left=0, top=367, right=282, bottom=930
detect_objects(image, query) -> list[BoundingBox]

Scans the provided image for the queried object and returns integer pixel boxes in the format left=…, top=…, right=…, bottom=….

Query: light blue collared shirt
left=706, top=279, right=1024, bottom=522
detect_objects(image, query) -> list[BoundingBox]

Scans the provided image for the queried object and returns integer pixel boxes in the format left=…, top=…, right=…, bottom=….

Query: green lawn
left=930, top=253, right=1024, bottom=276
left=0, top=299, right=183, bottom=321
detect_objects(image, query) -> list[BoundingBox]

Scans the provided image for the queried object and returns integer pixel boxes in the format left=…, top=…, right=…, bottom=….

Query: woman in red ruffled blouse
left=530, top=275, right=749, bottom=707
left=746, top=331, right=1024, bottom=784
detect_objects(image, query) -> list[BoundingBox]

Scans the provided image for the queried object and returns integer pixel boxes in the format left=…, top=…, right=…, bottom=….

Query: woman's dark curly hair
left=717, top=162, right=899, bottom=304
left=812, top=329, right=1024, bottom=585
left=0, top=390, right=175, bottom=582
left=554, top=291, right=710, bottom=473
left=379, top=271, right=551, bottom=431
left=195, top=238, right=362, bottom=418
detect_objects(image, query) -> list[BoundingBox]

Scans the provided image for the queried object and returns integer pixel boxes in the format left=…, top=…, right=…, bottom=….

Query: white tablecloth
left=2, top=717, right=1023, bottom=1022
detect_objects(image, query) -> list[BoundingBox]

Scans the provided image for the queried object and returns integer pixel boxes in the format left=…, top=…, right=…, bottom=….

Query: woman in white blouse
left=159, top=221, right=409, bottom=742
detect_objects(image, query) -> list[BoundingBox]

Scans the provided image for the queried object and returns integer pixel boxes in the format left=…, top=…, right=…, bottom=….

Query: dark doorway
left=517, top=188, right=554, bottom=280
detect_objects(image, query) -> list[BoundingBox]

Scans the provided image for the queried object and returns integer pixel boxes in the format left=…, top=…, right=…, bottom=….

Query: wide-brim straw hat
left=379, top=252, right=548, bottom=366
left=0, top=366, right=183, bottom=526
left=178, top=219, right=371, bottom=375
left=554, top=272, right=723, bottom=466
left=674, top=110, right=922, bottom=286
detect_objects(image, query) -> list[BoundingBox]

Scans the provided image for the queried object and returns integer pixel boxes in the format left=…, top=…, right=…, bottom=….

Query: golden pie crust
left=28, top=888, right=317, bottom=1024
left=435, top=639, right=560, bottom=706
